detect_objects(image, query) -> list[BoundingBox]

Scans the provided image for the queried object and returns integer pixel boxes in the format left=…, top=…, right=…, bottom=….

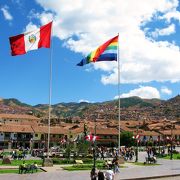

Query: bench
left=75, top=160, right=83, bottom=164
left=144, top=157, right=157, bottom=164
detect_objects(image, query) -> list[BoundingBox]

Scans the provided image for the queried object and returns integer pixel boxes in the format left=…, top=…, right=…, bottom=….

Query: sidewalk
left=115, top=161, right=180, bottom=179
left=39, top=160, right=180, bottom=180
left=0, top=158, right=180, bottom=180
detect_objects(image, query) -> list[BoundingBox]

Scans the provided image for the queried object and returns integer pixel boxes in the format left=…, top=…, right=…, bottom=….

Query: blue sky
left=0, top=0, right=180, bottom=105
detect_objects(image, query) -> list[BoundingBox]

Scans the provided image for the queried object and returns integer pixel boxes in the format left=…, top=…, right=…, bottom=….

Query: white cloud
left=161, top=86, right=172, bottom=95
left=33, top=0, right=180, bottom=84
left=114, top=86, right=160, bottom=99
left=78, top=99, right=91, bottom=103
left=1, top=5, right=13, bottom=21
left=161, top=11, right=180, bottom=22
left=151, top=24, right=175, bottom=38
left=24, top=22, right=38, bottom=32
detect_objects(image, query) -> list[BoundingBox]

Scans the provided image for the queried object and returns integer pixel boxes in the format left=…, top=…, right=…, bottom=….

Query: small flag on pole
left=132, top=134, right=140, bottom=139
left=85, top=135, right=99, bottom=142
left=77, top=35, right=118, bottom=66
left=9, top=22, right=52, bottom=56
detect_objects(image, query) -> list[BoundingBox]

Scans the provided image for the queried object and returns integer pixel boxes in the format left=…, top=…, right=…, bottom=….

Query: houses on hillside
left=0, top=113, right=179, bottom=150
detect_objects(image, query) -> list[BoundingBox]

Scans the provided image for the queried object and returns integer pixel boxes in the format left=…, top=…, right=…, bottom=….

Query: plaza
left=0, top=152, right=180, bottom=180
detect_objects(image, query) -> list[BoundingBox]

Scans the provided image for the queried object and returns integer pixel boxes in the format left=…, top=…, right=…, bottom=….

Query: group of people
left=11, top=149, right=26, bottom=160
left=19, top=161, right=38, bottom=174
left=120, top=147, right=134, bottom=161
left=90, top=157, right=120, bottom=180
left=90, top=167, right=115, bottom=180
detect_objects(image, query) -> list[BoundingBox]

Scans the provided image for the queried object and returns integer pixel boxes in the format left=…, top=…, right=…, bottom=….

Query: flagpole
left=117, top=33, right=121, bottom=151
left=47, top=21, right=53, bottom=158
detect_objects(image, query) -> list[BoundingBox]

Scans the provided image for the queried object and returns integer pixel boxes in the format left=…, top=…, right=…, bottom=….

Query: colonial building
left=0, top=114, right=40, bottom=125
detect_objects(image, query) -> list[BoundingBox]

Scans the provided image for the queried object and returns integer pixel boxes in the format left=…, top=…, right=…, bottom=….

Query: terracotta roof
left=120, top=125, right=133, bottom=132
left=139, top=131, right=159, bottom=136
left=132, top=129, right=159, bottom=136
left=0, top=124, right=33, bottom=133
left=0, top=113, right=40, bottom=120
left=32, top=126, right=68, bottom=134
left=71, top=127, right=84, bottom=134
left=160, top=129, right=180, bottom=135
left=89, top=127, right=118, bottom=135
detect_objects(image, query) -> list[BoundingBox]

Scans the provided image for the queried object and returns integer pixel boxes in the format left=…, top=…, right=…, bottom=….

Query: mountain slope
left=0, top=96, right=179, bottom=121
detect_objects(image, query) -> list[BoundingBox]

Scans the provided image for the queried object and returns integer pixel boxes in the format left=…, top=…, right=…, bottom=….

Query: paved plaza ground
left=0, top=152, right=180, bottom=180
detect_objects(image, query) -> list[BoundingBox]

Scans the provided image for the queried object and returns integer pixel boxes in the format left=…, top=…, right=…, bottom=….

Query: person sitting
left=31, top=162, right=38, bottom=173
left=19, top=161, right=27, bottom=174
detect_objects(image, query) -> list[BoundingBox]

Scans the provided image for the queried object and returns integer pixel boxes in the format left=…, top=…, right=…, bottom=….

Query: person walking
left=105, top=167, right=115, bottom=180
left=90, top=167, right=98, bottom=180
left=98, top=170, right=105, bottom=180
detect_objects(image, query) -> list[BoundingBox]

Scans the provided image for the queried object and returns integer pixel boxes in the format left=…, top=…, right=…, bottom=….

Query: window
left=5, top=133, right=10, bottom=138
left=35, top=134, right=38, bottom=137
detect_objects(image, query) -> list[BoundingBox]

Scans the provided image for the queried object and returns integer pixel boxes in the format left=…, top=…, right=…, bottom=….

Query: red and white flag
left=132, top=134, right=140, bottom=139
left=60, top=137, right=66, bottom=144
left=85, top=135, right=99, bottom=142
left=9, top=22, right=52, bottom=56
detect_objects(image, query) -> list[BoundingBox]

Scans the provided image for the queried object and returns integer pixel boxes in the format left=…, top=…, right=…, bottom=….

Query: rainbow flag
left=77, top=35, right=118, bottom=66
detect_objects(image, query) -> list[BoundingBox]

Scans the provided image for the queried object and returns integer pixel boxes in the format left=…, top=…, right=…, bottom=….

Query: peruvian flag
left=9, top=22, right=52, bottom=56
left=166, top=136, right=170, bottom=140
left=60, top=137, right=66, bottom=144
left=85, top=135, right=99, bottom=142
left=132, top=134, right=140, bottom=139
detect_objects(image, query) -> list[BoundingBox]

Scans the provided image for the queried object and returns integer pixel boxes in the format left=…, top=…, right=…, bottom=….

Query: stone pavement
left=0, top=152, right=180, bottom=180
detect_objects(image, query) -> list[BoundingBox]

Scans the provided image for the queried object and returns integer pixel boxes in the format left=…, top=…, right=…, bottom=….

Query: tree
left=120, top=131, right=135, bottom=147
left=76, top=140, right=90, bottom=157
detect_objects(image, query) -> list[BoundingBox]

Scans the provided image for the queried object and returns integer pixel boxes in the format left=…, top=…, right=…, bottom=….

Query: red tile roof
left=0, top=124, right=33, bottom=133
left=0, top=113, right=40, bottom=120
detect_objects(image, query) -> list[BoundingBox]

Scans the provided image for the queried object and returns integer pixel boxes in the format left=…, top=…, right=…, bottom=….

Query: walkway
left=0, top=152, right=180, bottom=180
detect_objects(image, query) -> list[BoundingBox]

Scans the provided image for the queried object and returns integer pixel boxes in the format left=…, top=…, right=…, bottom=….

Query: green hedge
left=52, top=158, right=104, bottom=165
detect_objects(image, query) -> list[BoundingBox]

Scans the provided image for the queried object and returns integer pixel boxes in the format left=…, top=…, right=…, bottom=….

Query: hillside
left=0, top=98, right=44, bottom=117
left=0, top=95, right=179, bottom=121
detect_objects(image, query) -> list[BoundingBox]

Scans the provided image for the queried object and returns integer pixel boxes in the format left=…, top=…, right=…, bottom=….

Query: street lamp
left=170, top=121, right=176, bottom=160
left=135, top=121, right=139, bottom=162
left=93, top=121, right=97, bottom=168
left=170, top=122, right=174, bottom=160
left=91, top=113, right=97, bottom=169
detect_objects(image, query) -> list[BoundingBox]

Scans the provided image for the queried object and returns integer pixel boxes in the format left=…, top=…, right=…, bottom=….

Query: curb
left=122, top=173, right=180, bottom=180
left=40, top=167, right=47, bottom=172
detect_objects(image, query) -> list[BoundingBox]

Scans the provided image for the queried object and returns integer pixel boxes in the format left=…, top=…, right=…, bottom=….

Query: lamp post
left=93, top=121, right=97, bottom=168
left=158, top=135, right=161, bottom=155
left=135, top=122, right=139, bottom=162
left=91, top=113, right=97, bottom=169
left=170, top=122, right=173, bottom=160
left=170, top=121, right=176, bottom=160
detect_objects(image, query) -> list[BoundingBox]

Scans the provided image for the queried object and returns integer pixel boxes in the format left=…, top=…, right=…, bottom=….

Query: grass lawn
left=0, top=159, right=43, bottom=166
left=63, top=164, right=126, bottom=171
left=63, top=164, right=94, bottom=171
left=159, top=154, right=180, bottom=160
left=130, top=162, right=160, bottom=166
left=52, top=158, right=104, bottom=165
left=0, top=158, right=104, bottom=166
left=0, top=168, right=43, bottom=174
